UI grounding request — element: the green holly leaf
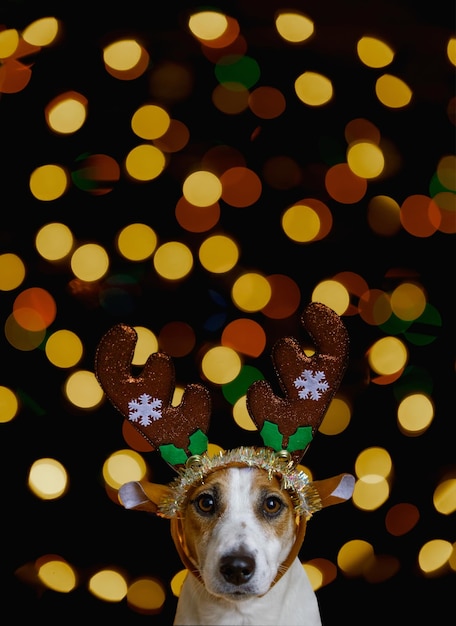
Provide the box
[159,443,188,466]
[287,426,313,452]
[188,429,208,456]
[260,421,283,451]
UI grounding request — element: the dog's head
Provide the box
[120,462,353,598]
[95,302,354,594]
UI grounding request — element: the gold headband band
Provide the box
[158,446,322,519]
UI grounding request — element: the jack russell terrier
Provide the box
[95,302,354,625]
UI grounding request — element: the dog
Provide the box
[95,302,353,625]
[120,463,354,625]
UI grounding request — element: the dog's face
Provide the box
[181,465,298,600]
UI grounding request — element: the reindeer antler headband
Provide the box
[95,302,349,518]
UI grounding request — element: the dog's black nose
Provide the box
[220,554,255,585]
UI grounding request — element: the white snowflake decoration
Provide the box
[128,394,163,426]
[294,369,329,400]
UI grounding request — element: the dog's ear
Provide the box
[118,480,173,514]
[312,473,355,508]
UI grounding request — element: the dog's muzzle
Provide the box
[219,552,256,586]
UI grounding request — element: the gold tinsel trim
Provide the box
[158,446,322,519]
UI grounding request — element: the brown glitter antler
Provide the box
[95,324,211,468]
[246,302,349,465]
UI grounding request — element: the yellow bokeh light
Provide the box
[231,272,272,312]
[337,540,375,577]
[319,397,351,435]
[357,36,394,68]
[70,243,109,282]
[0,386,19,423]
[64,370,104,409]
[0,253,26,291]
[347,142,384,179]
[281,204,321,242]
[103,449,147,490]
[35,222,74,261]
[170,570,187,598]
[183,171,222,207]
[201,346,242,385]
[127,577,166,613]
[37,557,77,592]
[131,326,158,365]
[88,569,128,602]
[353,475,390,511]
[367,336,408,375]
[188,11,228,41]
[116,223,158,261]
[198,234,239,273]
[375,74,412,108]
[275,12,314,43]
[397,393,434,436]
[45,329,83,368]
[125,144,166,181]
[367,195,401,236]
[29,164,69,201]
[295,71,333,106]
[433,476,456,515]
[103,39,142,70]
[390,282,426,321]
[153,241,193,280]
[46,92,88,134]
[447,37,456,66]
[355,446,392,478]
[303,562,323,591]
[131,104,171,140]
[232,395,257,431]
[418,539,453,575]
[22,17,60,46]
[311,280,349,316]
[0,28,19,58]
[28,457,68,499]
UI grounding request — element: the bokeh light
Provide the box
[153,241,193,280]
[103,449,147,490]
[201,345,242,384]
[37,555,77,592]
[0,386,19,423]
[28,458,68,500]
[89,569,128,602]
[198,234,239,273]
[45,91,88,134]
[231,272,272,312]
[183,171,222,206]
[275,12,314,43]
[70,243,110,282]
[2,3,454,623]
[29,164,69,200]
[45,329,83,368]
[0,253,26,290]
[35,222,74,261]
[295,71,333,106]
[116,223,158,261]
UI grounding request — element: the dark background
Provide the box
[1,0,454,624]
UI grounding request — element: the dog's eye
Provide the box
[195,493,215,514]
[263,495,282,515]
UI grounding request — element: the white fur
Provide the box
[173,467,322,626]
